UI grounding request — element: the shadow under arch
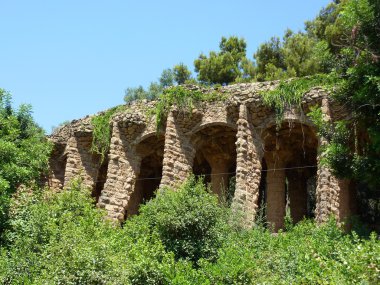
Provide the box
[261,121,319,230]
[125,134,165,217]
[190,123,237,200]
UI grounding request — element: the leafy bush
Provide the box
[201,219,379,284]
[132,176,228,264]
[0,89,52,237]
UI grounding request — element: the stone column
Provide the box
[97,123,141,221]
[315,98,351,223]
[160,111,195,188]
[287,171,307,223]
[265,156,286,231]
[209,158,229,199]
[64,134,100,190]
[232,104,263,226]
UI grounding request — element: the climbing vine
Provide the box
[154,86,228,130]
[260,74,338,125]
[90,105,126,161]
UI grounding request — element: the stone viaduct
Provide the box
[48,82,356,231]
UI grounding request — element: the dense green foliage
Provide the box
[194,36,253,84]
[136,176,227,264]
[173,63,192,85]
[1,177,378,284]
[318,0,380,189]
[124,63,193,104]
[0,90,51,237]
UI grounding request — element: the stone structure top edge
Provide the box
[48,81,331,142]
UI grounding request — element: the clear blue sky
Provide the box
[0,0,331,133]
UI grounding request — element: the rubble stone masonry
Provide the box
[48,82,353,229]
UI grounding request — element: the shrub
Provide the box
[132,176,228,265]
[0,89,52,236]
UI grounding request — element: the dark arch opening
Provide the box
[48,143,67,189]
[191,125,237,200]
[93,157,109,203]
[193,151,212,185]
[125,135,164,217]
[262,122,318,230]
[257,158,267,221]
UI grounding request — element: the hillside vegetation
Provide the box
[1,178,379,284]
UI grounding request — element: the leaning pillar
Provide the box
[315,98,351,223]
[97,122,141,222]
[160,110,195,188]
[232,104,263,226]
[64,134,101,190]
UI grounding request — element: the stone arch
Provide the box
[259,114,316,132]
[190,123,237,199]
[190,121,236,136]
[125,134,165,217]
[261,121,318,231]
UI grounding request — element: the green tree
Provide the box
[194,36,250,85]
[159,68,175,88]
[319,0,380,189]
[124,85,147,103]
[254,31,330,81]
[254,36,286,81]
[305,0,341,42]
[0,89,51,236]
[173,63,192,85]
[124,82,163,103]
[282,30,325,77]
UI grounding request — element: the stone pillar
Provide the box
[97,123,141,221]
[160,111,195,188]
[266,156,286,231]
[315,98,351,223]
[288,171,308,223]
[209,158,229,198]
[64,134,101,190]
[232,104,263,226]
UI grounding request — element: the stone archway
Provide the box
[262,122,318,231]
[125,135,165,217]
[191,124,237,200]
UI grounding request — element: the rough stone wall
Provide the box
[315,98,351,223]
[160,110,196,188]
[233,104,263,226]
[63,134,101,190]
[48,82,352,227]
[96,121,140,221]
[47,143,66,189]
[97,106,154,221]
